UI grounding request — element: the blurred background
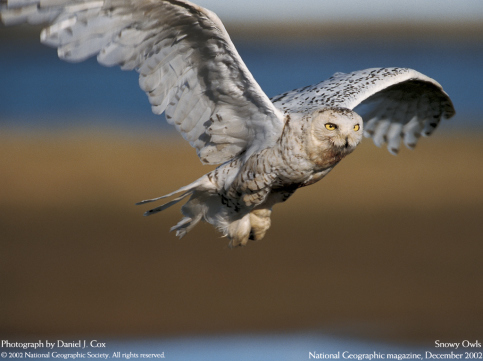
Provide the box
[1,0,482,357]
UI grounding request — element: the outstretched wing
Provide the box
[271,67,455,155]
[1,0,283,164]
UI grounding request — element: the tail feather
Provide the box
[135,178,203,205]
[142,190,193,216]
[136,176,213,239]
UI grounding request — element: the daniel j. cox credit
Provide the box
[1,340,165,359]
[2,340,106,350]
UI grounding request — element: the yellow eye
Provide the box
[353,124,360,131]
[325,123,337,131]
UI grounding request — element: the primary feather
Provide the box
[1,0,456,247]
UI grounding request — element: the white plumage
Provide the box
[1,0,455,247]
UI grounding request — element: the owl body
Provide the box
[153,108,363,247]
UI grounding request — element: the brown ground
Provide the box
[1,129,482,343]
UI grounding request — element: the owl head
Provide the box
[307,107,363,167]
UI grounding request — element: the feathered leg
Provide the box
[226,213,252,247]
[248,208,272,241]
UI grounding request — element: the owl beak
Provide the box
[344,137,350,148]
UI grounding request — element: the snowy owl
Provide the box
[1,0,455,247]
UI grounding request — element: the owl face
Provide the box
[306,107,363,168]
[310,107,363,150]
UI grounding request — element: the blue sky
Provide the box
[194,0,483,23]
